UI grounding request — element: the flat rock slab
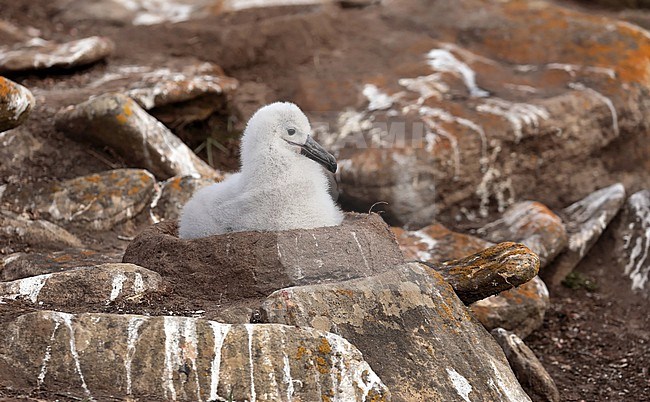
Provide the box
[0,311,389,401]
[151,175,217,222]
[123,213,405,302]
[471,276,550,339]
[392,222,493,263]
[492,328,560,402]
[0,211,83,251]
[0,168,155,231]
[542,183,626,288]
[0,77,34,132]
[55,93,219,180]
[1,249,123,282]
[262,263,531,402]
[0,263,163,306]
[479,201,568,268]
[0,36,114,74]
[613,189,650,296]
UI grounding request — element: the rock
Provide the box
[55,93,219,180]
[0,77,34,132]
[303,0,650,227]
[392,221,547,335]
[0,20,36,46]
[478,201,568,267]
[471,277,550,339]
[262,263,532,402]
[542,183,626,288]
[428,242,540,305]
[57,0,329,25]
[0,264,163,306]
[0,311,389,401]
[491,328,560,402]
[0,169,156,231]
[0,128,42,177]
[0,211,83,251]
[1,249,123,282]
[613,189,650,296]
[0,36,114,74]
[123,213,405,302]
[150,175,216,222]
[392,222,493,263]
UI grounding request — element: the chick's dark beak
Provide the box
[300,136,337,173]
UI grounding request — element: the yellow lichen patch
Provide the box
[318,337,332,355]
[116,100,134,124]
[296,345,307,360]
[315,356,330,374]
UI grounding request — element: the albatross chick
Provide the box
[179,102,344,239]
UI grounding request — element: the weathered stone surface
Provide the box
[0,77,34,132]
[392,222,493,263]
[0,211,83,250]
[0,128,42,178]
[492,328,560,402]
[56,0,329,25]
[151,175,216,222]
[0,169,156,231]
[307,0,650,227]
[123,213,405,302]
[612,189,650,296]
[1,249,123,282]
[472,277,550,339]
[393,221,547,334]
[479,201,568,267]
[0,264,163,306]
[0,36,114,74]
[542,183,626,288]
[428,242,540,305]
[55,93,219,179]
[262,263,531,402]
[0,311,389,401]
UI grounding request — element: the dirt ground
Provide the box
[1,1,649,401]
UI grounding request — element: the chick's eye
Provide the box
[287,128,296,136]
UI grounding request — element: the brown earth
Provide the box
[1,1,649,401]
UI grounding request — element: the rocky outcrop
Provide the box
[0,169,156,231]
[308,0,650,227]
[492,328,560,402]
[0,311,389,401]
[612,189,650,296]
[394,221,549,336]
[123,213,405,302]
[0,36,114,74]
[262,263,532,402]
[55,93,219,180]
[542,184,626,288]
[0,264,163,306]
[0,77,34,132]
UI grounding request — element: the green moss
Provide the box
[562,272,598,291]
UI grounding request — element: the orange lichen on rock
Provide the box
[115,100,134,124]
